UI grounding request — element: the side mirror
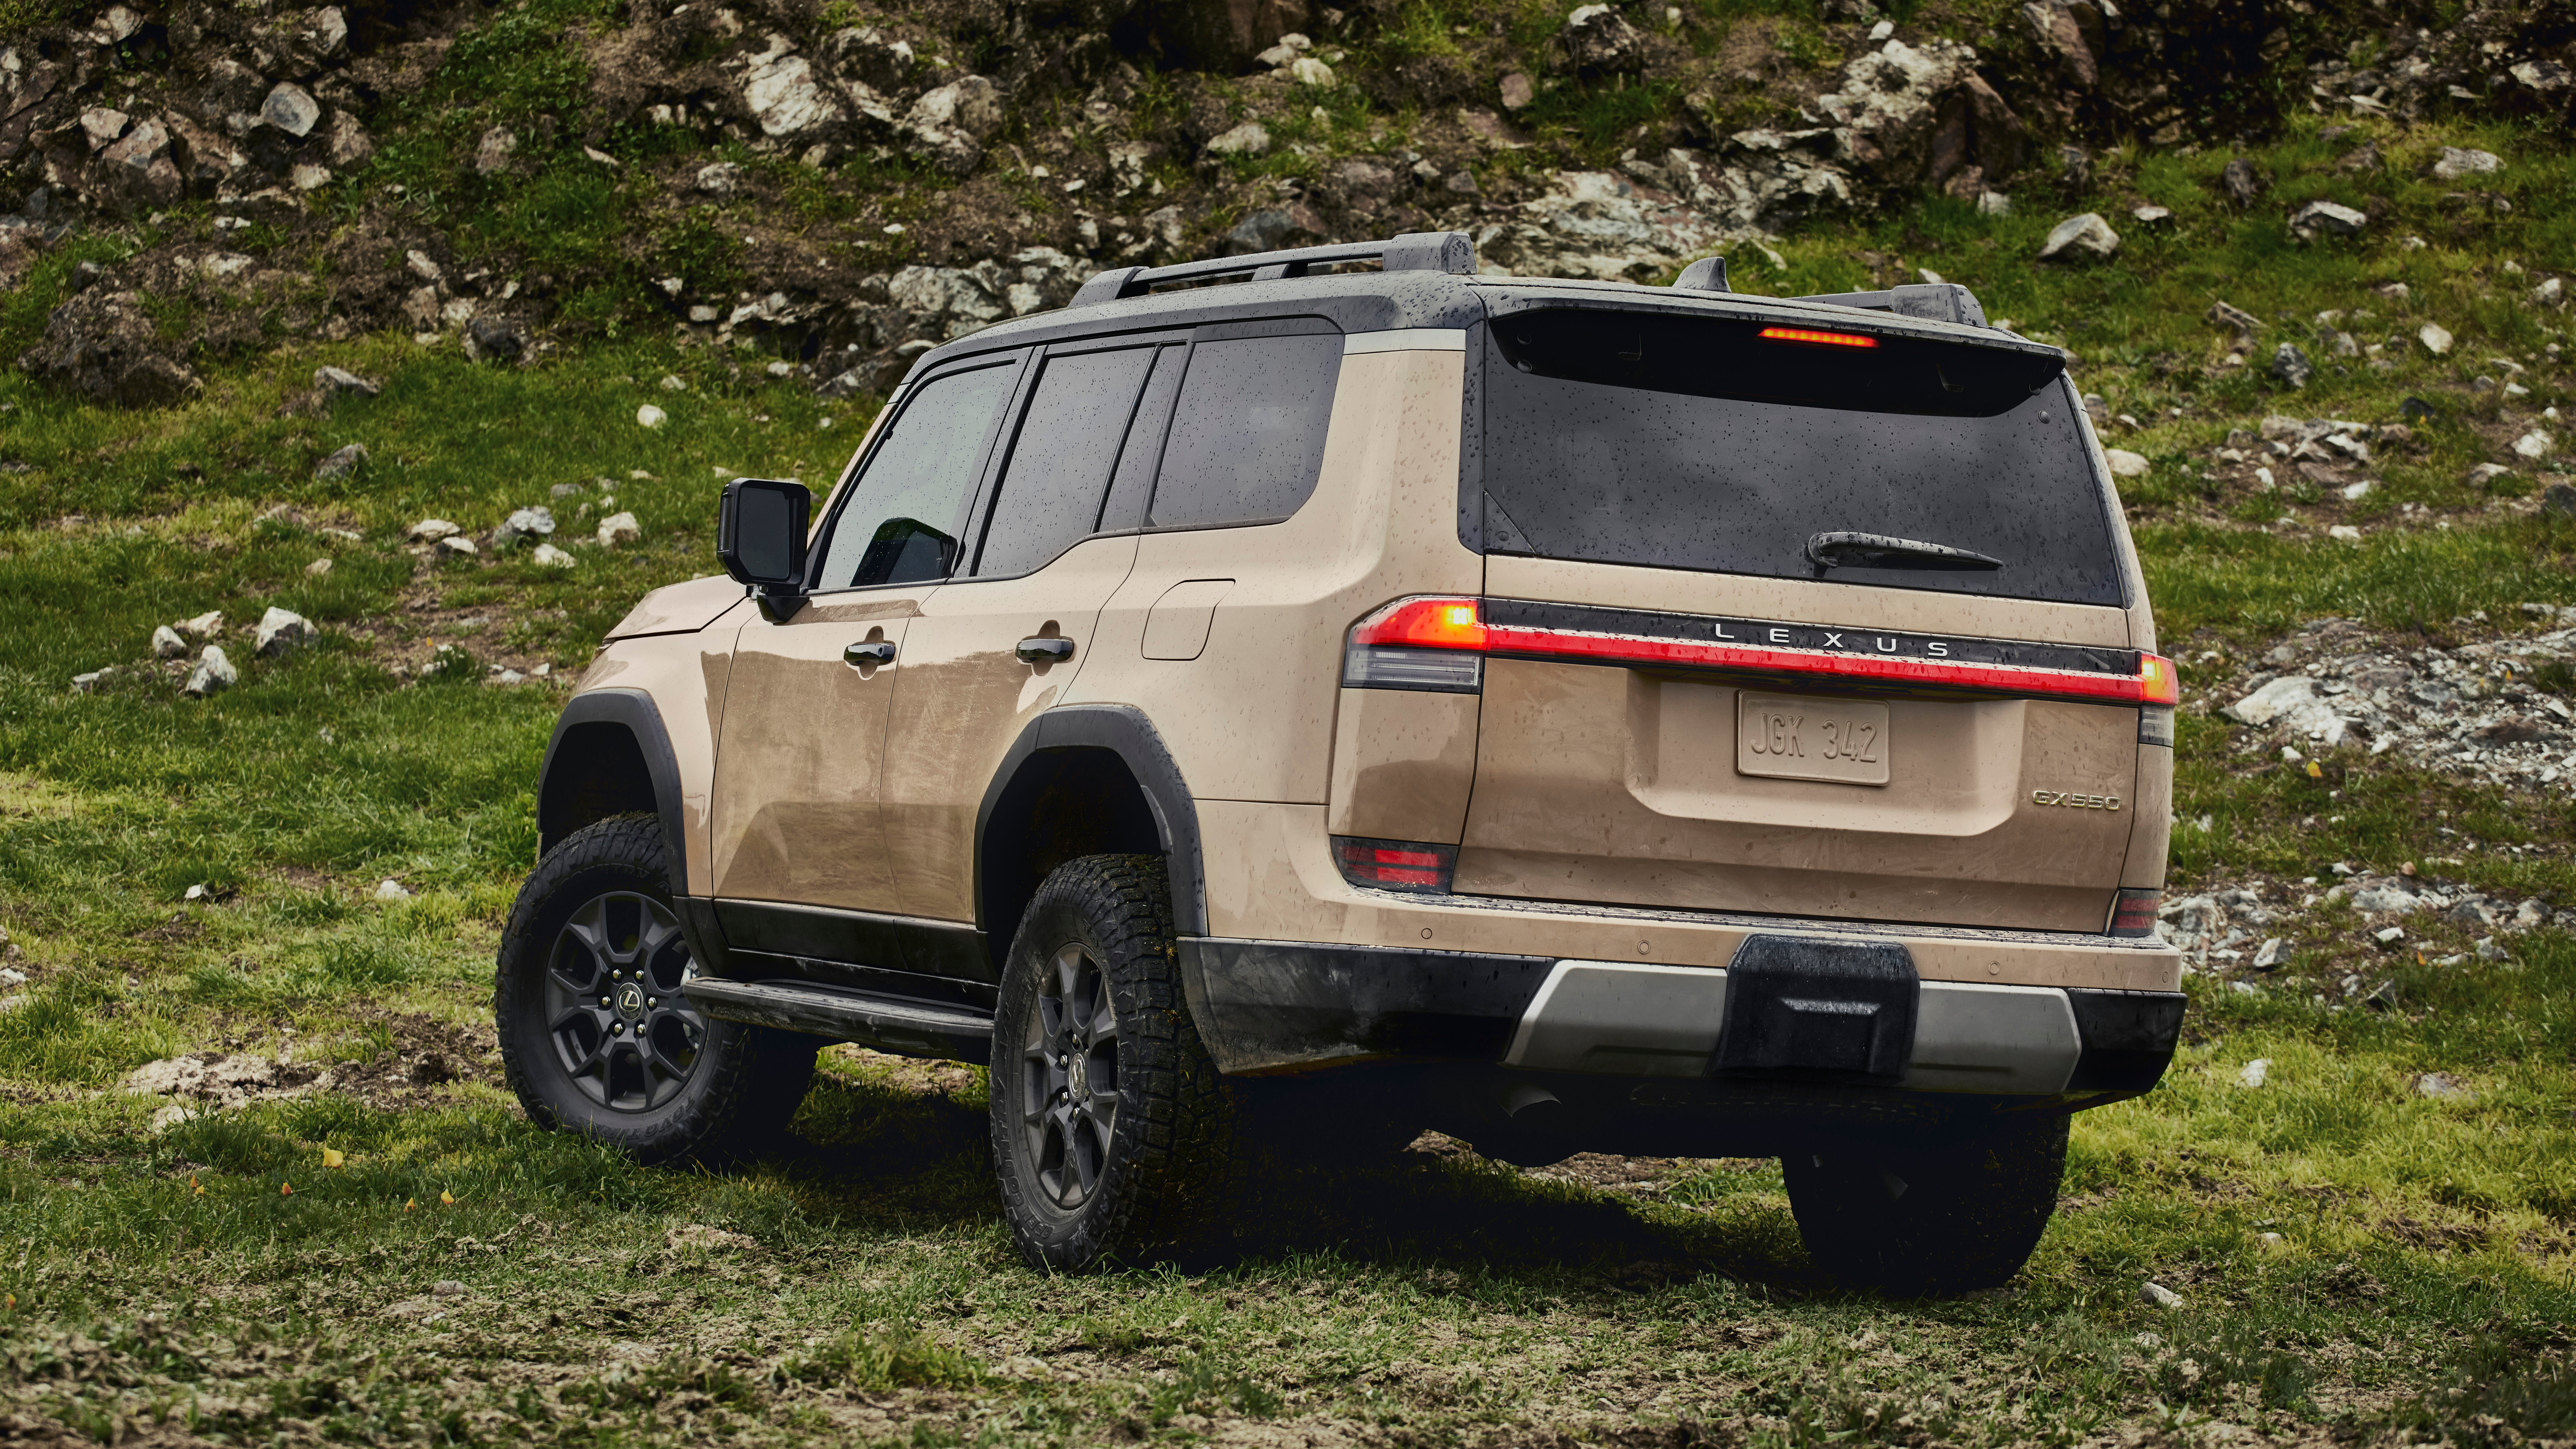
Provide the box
[716,478,811,619]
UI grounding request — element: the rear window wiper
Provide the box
[1806,531,2003,572]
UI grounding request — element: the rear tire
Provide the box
[989,854,1242,1270]
[495,814,817,1165]
[1783,1113,2068,1296]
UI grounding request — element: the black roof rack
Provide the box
[1069,230,1478,308]
[1790,281,1988,328]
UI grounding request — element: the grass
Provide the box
[2,114,2574,1444]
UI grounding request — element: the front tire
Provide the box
[495,813,816,1164]
[989,854,1242,1270]
[1783,1112,2069,1296]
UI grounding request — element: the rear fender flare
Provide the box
[974,705,1206,937]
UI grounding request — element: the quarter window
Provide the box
[814,361,1017,591]
[1147,332,1342,529]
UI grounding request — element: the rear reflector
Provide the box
[2109,887,2162,937]
[1343,644,1483,693]
[1331,836,1458,893]
[1350,596,2183,707]
[1758,326,1879,349]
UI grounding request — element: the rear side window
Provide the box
[815,361,1017,591]
[1148,332,1342,529]
[1479,309,2123,606]
[974,345,1160,577]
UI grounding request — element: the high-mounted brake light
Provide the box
[1758,326,1879,349]
[1346,596,2185,707]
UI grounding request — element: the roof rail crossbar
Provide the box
[1069,230,1476,308]
[1791,281,1988,328]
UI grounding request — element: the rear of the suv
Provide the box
[506,233,2181,1294]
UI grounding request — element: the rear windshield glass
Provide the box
[1479,308,2124,606]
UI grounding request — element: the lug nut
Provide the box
[600,997,611,1007]
[611,1022,624,1035]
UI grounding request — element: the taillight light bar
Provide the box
[1349,596,2182,707]
[2109,887,2162,938]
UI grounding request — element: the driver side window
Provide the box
[813,360,1019,591]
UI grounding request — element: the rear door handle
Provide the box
[1015,637,1075,664]
[844,640,896,667]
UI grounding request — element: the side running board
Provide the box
[684,977,995,1064]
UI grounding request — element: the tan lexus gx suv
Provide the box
[498,231,2183,1293]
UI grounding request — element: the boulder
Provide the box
[95,117,186,216]
[184,645,238,698]
[466,315,527,363]
[1557,5,1648,74]
[2429,146,2500,181]
[261,84,320,139]
[2289,199,2367,239]
[254,606,313,657]
[742,44,846,140]
[904,76,1004,175]
[1222,204,1324,255]
[15,289,202,409]
[2038,211,2119,260]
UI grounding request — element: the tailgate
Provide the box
[1454,596,2150,930]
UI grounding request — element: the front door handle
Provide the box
[1015,637,1075,664]
[844,640,897,668]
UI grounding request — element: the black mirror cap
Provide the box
[716,478,812,620]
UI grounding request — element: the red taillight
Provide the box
[2110,887,2162,937]
[1331,836,1457,894]
[1759,325,1879,349]
[1350,596,1486,650]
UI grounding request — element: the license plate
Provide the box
[1736,693,1890,786]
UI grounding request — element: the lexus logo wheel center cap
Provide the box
[615,981,646,1021]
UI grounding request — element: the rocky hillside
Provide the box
[0,0,2569,407]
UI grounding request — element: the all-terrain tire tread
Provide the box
[495,813,815,1166]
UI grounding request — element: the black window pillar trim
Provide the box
[974,703,1207,937]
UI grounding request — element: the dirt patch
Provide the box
[1528,1154,1702,1196]
[321,1010,499,1109]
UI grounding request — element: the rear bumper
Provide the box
[1178,933,2183,1099]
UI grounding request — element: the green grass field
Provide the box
[2,114,2574,1446]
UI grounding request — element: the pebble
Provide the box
[406,519,461,543]
[2104,448,2150,478]
[306,558,333,576]
[2270,342,2313,389]
[2140,1281,2184,1309]
[2236,1058,2270,1088]
[430,1279,468,1296]
[151,624,187,659]
[183,883,208,902]
[374,879,412,901]
[531,543,576,568]
[2429,146,2501,181]
[255,606,313,657]
[183,645,237,698]
[2289,199,2367,238]
[2418,322,2453,356]
[2514,430,2554,459]
[2413,1071,2472,1101]
[314,365,381,399]
[494,506,556,546]
[2328,524,2363,540]
[1205,121,1271,157]
[659,375,687,392]
[637,404,668,429]
[2259,1232,2286,1247]
[179,611,223,640]
[437,535,478,557]
[596,511,642,548]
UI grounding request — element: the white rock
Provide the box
[2289,199,2367,238]
[2418,322,2453,356]
[495,506,556,545]
[2536,278,2564,307]
[2038,212,2119,260]
[2131,204,2173,223]
[2328,524,2363,541]
[531,542,577,568]
[437,535,478,557]
[182,883,208,902]
[596,511,642,548]
[254,606,313,657]
[2103,448,2150,478]
[2252,938,2287,968]
[743,53,844,138]
[2374,925,2406,945]
[2413,1071,2471,1101]
[2235,1058,2270,1088]
[2514,430,2553,459]
[374,879,412,901]
[406,518,461,543]
[2140,1281,2185,1309]
[179,610,223,640]
[306,558,333,577]
[1205,122,1271,157]
[1976,191,2012,216]
[637,404,667,429]
[1288,56,1336,86]
[2429,147,2501,181]
[261,84,320,138]
[2341,480,2372,501]
[184,645,237,698]
[151,624,188,659]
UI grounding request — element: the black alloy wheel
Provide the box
[543,890,706,1112]
[1020,942,1124,1209]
